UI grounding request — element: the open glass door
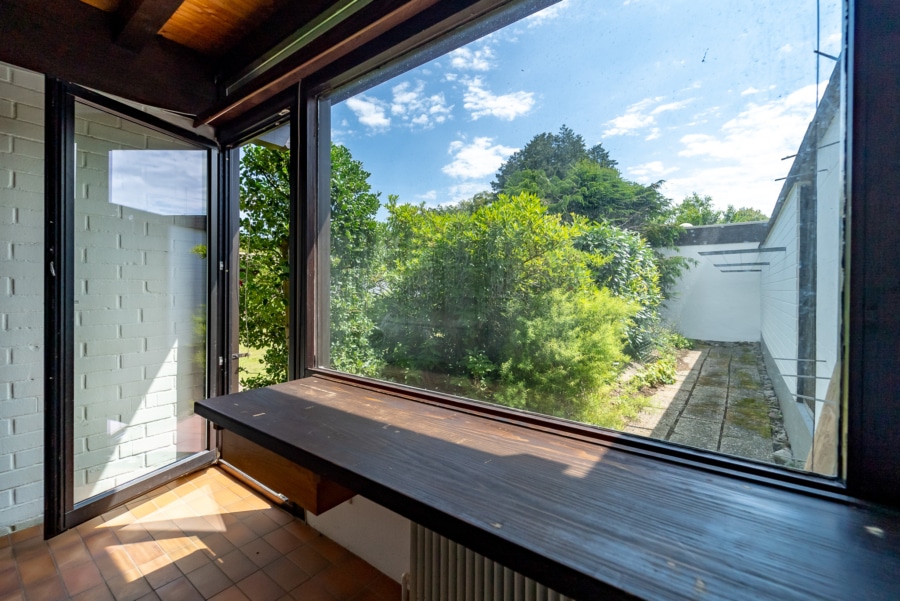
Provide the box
[71,100,212,503]
[45,84,220,535]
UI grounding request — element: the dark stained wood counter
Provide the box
[195,376,900,600]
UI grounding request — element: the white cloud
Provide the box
[524,0,571,27]
[463,77,535,121]
[345,96,390,130]
[602,97,659,136]
[444,73,458,82]
[447,182,491,202]
[652,99,692,115]
[645,128,662,141]
[442,137,517,179]
[390,81,452,129]
[779,43,794,54]
[603,96,694,137]
[663,83,820,212]
[628,161,678,182]
[416,190,437,201]
[741,87,761,96]
[449,46,496,71]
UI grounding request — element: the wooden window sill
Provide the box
[194,375,900,600]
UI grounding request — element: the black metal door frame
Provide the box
[43,80,223,537]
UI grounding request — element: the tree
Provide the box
[238,143,383,388]
[492,125,617,192]
[239,145,291,389]
[721,205,769,223]
[670,193,768,225]
[377,192,636,422]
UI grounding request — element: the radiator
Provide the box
[403,523,574,601]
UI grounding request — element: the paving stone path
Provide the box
[625,342,789,464]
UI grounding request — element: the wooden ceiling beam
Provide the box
[114,0,186,52]
[0,0,215,115]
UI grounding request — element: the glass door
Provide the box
[71,101,212,503]
[44,83,221,535]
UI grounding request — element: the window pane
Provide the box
[324,0,845,474]
[73,102,208,502]
[238,125,291,390]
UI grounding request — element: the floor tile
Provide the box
[2,468,393,601]
[236,570,284,601]
[155,576,203,601]
[60,560,104,596]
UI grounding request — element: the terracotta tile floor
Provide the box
[0,468,401,601]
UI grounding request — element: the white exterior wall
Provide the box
[72,105,207,501]
[814,116,843,420]
[761,185,800,403]
[0,63,45,535]
[661,242,761,342]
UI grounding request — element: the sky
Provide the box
[109,150,207,216]
[331,0,844,217]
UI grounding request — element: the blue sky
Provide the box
[332,0,843,216]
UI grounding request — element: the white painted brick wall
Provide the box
[72,102,208,502]
[0,60,209,531]
[0,62,44,536]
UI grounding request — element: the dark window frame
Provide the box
[282,0,900,506]
[43,81,222,537]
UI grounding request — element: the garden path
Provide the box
[625,343,798,466]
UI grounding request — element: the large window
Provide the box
[314,0,846,474]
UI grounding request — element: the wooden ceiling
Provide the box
[80,0,292,56]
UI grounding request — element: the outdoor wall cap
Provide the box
[673,221,769,246]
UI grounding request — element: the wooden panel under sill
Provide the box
[221,429,355,515]
[195,375,900,601]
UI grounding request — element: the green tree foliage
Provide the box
[493,126,689,298]
[670,193,769,225]
[239,145,291,389]
[378,192,637,422]
[575,224,662,359]
[493,125,617,192]
[239,143,384,387]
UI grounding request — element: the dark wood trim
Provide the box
[214,0,335,85]
[64,451,216,528]
[288,84,305,380]
[195,0,442,127]
[195,377,900,601]
[308,369,847,498]
[309,0,552,99]
[0,0,214,115]
[216,89,294,150]
[113,0,185,52]
[845,0,900,504]
[43,77,75,540]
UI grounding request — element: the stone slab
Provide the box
[669,418,720,451]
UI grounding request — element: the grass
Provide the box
[239,346,268,380]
